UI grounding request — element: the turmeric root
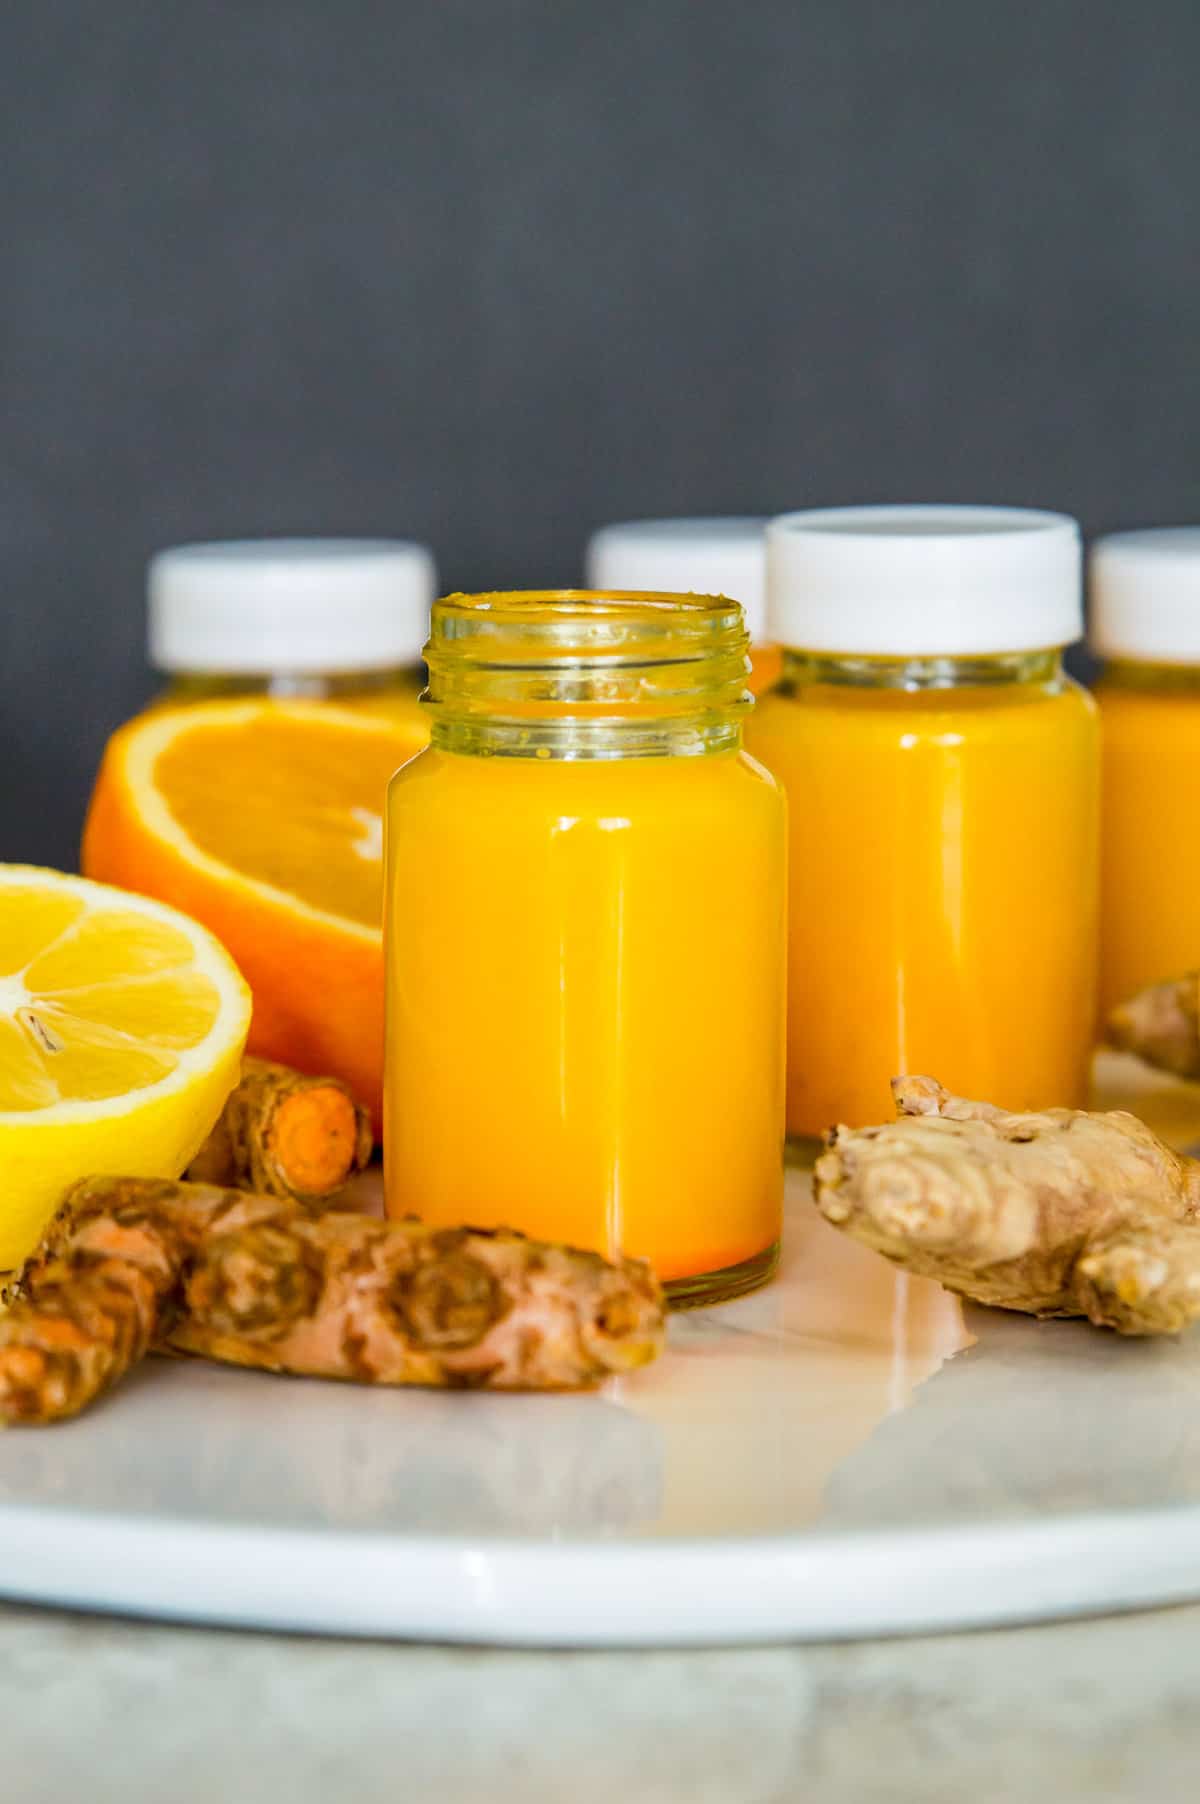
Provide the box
[814,1075,1200,1335]
[185,1057,373,1200]
[169,1213,665,1391]
[0,1178,666,1424]
[1106,973,1200,1080]
[0,1176,253,1424]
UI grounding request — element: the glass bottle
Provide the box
[1091,528,1200,1010]
[148,538,436,739]
[747,505,1098,1138]
[585,518,782,696]
[384,590,787,1306]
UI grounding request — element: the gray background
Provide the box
[2,0,1197,866]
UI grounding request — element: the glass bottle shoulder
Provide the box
[388,742,782,829]
[750,663,1095,754]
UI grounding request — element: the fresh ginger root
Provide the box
[1106,973,1200,1081]
[185,1057,373,1201]
[814,1076,1200,1336]
[0,1179,666,1424]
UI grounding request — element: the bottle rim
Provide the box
[429,589,746,663]
[424,590,752,752]
[584,522,770,644]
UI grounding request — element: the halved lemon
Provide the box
[0,865,251,1273]
[82,701,422,1124]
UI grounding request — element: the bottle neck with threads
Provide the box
[159,664,424,705]
[777,647,1066,695]
[423,590,752,760]
[1097,658,1200,697]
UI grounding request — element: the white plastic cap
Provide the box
[767,505,1082,656]
[1090,529,1200,664]
[585,518,769,643]
[148,538,438,674]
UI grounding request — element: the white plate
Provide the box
[4,1056,1200,1646]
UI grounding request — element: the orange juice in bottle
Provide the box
[384,590,787,1305]
[1091,529,1200,1011]
[747,506,1098,1138]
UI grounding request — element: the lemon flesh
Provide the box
[0,867,251,1273]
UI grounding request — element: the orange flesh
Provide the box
[384,746,786,1281]
[153,714,408,928]
[747,673,1099,1135]
[343,675,428,738]
[80,703,433,1125]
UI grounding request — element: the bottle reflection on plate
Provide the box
[621,1195,972,1538]
[0,1366,664,1540]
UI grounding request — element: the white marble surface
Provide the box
[6,1595,1200,1803]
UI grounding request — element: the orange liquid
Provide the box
[1097,672,1200,1012]
[384,746,786,1281]
[343,670,427,740]
[748,643,783,697]
[747,672,1099,1134]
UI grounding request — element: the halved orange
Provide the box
[82,701,424,1123]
